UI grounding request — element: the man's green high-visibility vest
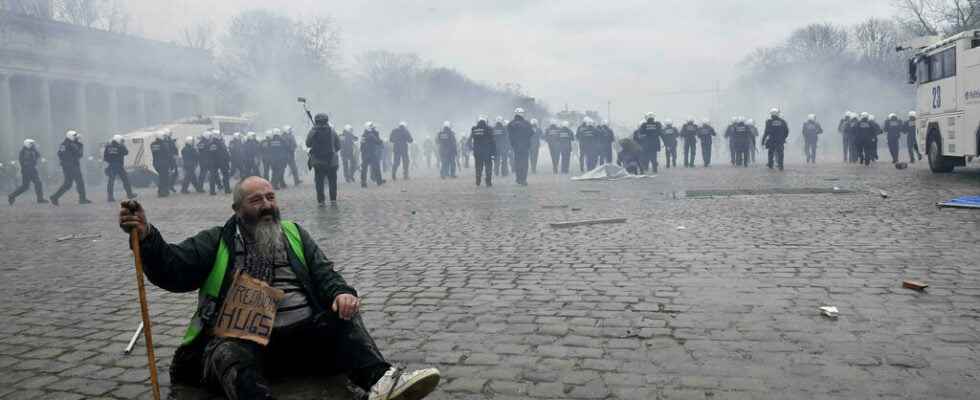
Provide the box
[181,220,306,345]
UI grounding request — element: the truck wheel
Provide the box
[927,136,955,173]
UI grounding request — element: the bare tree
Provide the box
[302,16,340,66]
[356,51,426,103]
[1,0,53,18]
[54,0,99,27]
[785,23,850,62]
[894,0,980,35]
[182,20,214,52]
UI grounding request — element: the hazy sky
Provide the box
[127,0,894,123]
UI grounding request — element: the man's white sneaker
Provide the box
[367,366,441,400]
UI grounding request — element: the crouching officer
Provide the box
[103,135,137,202]
[7,139,46,205]
[117,177,441,400]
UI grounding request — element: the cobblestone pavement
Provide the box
[2,159,980,399]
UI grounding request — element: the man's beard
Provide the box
[244,207,284,263]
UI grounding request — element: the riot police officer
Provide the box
[544,119,561,174]
[103,134,136,201]
[905,111,922,162]
[360,122,384,187]
[853,113,876,167]
[554,121,574,174]
[180,136,203,193]
[389,122,414,180]
[7,139,46,205]
[731,119,752,167]
[282,125,302,185]
[206,130,232,194]
[229,132,243,178]
[697,119,716,167]
[661,120,679,168]
[241,132,260,178]
[762,108,789,170]
[470,115,495,186]
[50,130,91,205]
[883,113,904,163]
[576,118,600,171]
[633,113,662,173]
[507,108,534,185]
[681,117,699,167]
[838,111,852,163]
[150,134,174,197]
[529,118,542,173]
[339,125,358,183]
[437,121,458,179]
[493,116,511,177]
[306,113,341,204]
[801,114,823,164]
[598,119,615,165]
[268,132,288,189]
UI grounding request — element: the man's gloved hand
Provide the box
[119,200,147,240]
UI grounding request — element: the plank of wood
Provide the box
[541,205,569,209]
[902,280,928,290]
[549,218,627,228]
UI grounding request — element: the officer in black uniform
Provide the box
[838,112,852,163]
[697,118,716,167]
[228,132,243,178]
[904,111,922,162]
[241,132,260,178]
[801,114,823,164]
[196,131,212,186]
[555,121,574,174]
[389,122,414,180]
[731,119,751,167]
[507,108,534,185]
[103,134,136,202]
[529,118,542,173]
[339,125,358,183]
[7,139,46,205]
[261,130,275,180]
[543,119,561,174]
[50,130,91,205]
[206,130,232,194]
[306,113,341,205]
[437,121,458,179]
[150,134,173,197]
[661,120,679,168]
[633,113,662,174]
[852,113,875,167]
[492,117,511,177]
[268,132,289,189]
[681,118,699,167]
[360,122,384,187]
[282,125,302,186]
[883,113,904,163]
[761,108,789,170]
[470,115,495,186]
[180,136,203,193]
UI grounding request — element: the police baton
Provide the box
[297,97,315,127]
[126,201,161,400]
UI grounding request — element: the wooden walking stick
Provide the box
[131,228,161,400]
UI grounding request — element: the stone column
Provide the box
[0,74,14,158]
[74,81,88,135]
[136,89,147,128]
[38,78,53,151]
[107,86,118,135]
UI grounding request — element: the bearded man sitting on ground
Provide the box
[118,176,440,400]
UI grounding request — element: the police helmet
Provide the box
[496,116,504,123]
[702,118,710,125]
[664,119,673,126]
[531,118,539,125]
[908,111,917,118]
[478,115,488,123]
[644,112,655,120]
[365,121,374,128]
[23,139,34,148]
[561,120,570,128]
[860,112,870,119]
[746,119,755,126]
[66,130,79,140]
[112,134,124,143]
[443,121,452,128]
[888,113,897,119]
[808,114,816,121]
[514,107,525,115]
[769,108,780,116]
[185,136,194,143]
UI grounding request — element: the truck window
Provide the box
[931,54,943,81]
[943,48,956,77]
[918,57,929,82]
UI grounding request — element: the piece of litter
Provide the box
[833,186,840,191]
[56,233,102,242]
[879,190,888,198]
[895,162,908,170]
[550,217,627,228]
[819,306,839,318]
[676,226,686,230]
[571,208,582,211]
[902,280,928,291]
[580,190,600,193]
[542,205,569,209]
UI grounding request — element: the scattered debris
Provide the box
[571,208,582,211]
[580,190,600,194]
[833,186,841,191]
[895,162,908,170]
[824,178,840,181]
[819,306,839,319]
[937,196,980,209]
[549,217,627,229]
[56,233,101,242]
[902,280,928,291]
[879,190,888,199]
[411,211,416,215]
[676,226,686,230]
[541,205,569,209]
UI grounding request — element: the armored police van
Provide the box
[907,30,980,172]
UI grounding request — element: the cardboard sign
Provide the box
[212,271,284,346]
